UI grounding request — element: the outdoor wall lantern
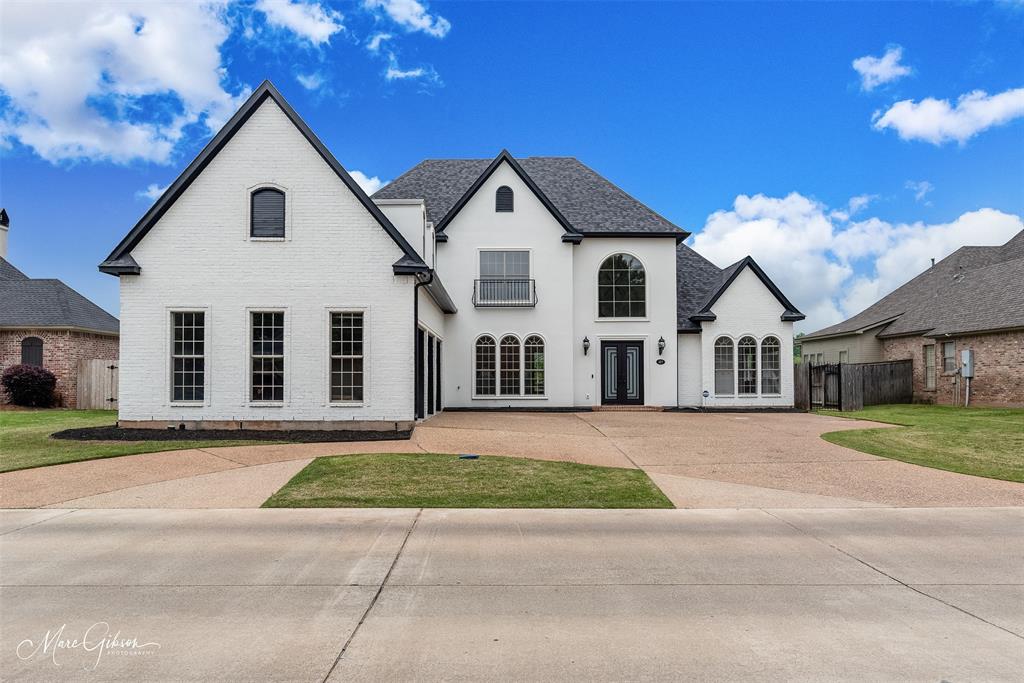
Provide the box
[658,336,666,356]
[583,336,591,355]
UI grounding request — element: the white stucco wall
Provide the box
[572,237,679,407]
[118,98,417,423]
[697,267,795,407]
[676,333,703,406]
[434,161,576,407]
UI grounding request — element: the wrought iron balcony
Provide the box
[473,279,537,307]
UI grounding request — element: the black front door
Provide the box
[601,341,644,405]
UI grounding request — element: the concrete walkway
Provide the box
[2,411,1023,509]
[2,507,1021,681]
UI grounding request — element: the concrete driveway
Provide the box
[3,411,1022,509]
[2,507,1022,681]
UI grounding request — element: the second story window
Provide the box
[475,250,534,306]
[496,185,514,212]
[251,187,285,238]
[598,253,646,318]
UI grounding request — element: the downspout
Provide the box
[413,270,435,420]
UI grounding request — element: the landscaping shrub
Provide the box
[1,364,57,407]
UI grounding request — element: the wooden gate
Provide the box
[809,363,841,409]
[77,359,118,409]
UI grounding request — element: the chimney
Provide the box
[0,208,8,260]
[930,257,935,267]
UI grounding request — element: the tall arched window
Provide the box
[738,336,757,395]
[524,335,545,396]
[761,336,781,394]
[21,337,43,366]
[496,186,514,212]
[714,337,734,395]
[474,335,496,396]
[598,253,646,318]
[251,187,285,237]
[499,335,521,395]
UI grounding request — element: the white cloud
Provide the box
[0,1,248,164]
[364,0,450,38]
[386,64,425,80]
[296,72,325,90]
[136,182,169,201]
[255,0,344,46]
[831,193,877,222]
[873,87,1024,144]
[905,180,934,203]
[349,170,387,194]
[690,193,1022,332]
[367,32,392,52]
[852,46,911,91]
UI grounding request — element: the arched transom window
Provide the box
[761,336,781,394]
[21,337,43,366]
[251,187,285,238]
[499,335,521,395]
[598,253,646,318]
[737,336,758,395]
[524,335,545,396]
[714,337,734,395]
[474,335,496,396]
[473,334,546,397]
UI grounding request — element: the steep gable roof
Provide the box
[804,230,1024,340]
[100,81,426,276]
[0,278,119,334]
[374,155,688,240]
[676,249,804,331]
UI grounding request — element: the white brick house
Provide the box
[101,81,803,429]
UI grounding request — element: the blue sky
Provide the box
[1,0,1022,331]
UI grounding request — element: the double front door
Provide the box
[601,341,644,405]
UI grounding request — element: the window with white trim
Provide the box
[524,335,545,396]
[499,335,521,395]
[924,344,936,389]
[738,336,757,395]
[171,312,204,401]
[330,312,363,402]
[714,337,734,395]
[251,311,284,402]
[942,341,956,373]
[598,253,646,318]
[761,336,781,394]
[475,335,496,396]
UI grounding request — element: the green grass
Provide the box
[0,409,259,473]
[819,404,1024,483]
[263,453,674,508]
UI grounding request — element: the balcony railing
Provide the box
[473,279,537,307]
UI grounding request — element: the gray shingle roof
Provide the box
[804,230,1024,340]
[0,278,119,334]
[374,156,685,236]
[0,257,28,281]
[676,244,725,331]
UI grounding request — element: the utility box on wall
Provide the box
[961,349,975,378]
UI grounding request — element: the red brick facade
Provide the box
[0,329,119,408]
[880,330,1024,407]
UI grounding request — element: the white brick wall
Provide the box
[119,98,416,422]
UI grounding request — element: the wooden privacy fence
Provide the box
[794,359,913,411]
[77,359,118,409]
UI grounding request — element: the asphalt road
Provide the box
[2,507,1022,681]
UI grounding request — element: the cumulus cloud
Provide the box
[254,0,344,46]
[690,193,1022,332]
[364,0,450,38]
[0,1,248,165]
[905,180,934,203]
[852,46,912,91]
[349,170,387,194]
[873,87,1024,144]
[136,182,169,201]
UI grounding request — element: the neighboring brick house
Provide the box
[801,230,1024,407]
[0,215,120,407]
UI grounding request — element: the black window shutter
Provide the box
[251,188,285,237]
[21,337,43,366]
[496,186,514,212]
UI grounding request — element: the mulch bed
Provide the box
[51,426,412,443]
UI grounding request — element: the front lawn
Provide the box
[0,410,258,473]
[820,404,1024,483]
[263,453,674,508]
